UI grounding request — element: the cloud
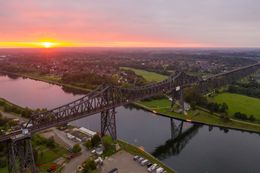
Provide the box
[0,0,260,47]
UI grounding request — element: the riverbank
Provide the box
[0,71,91,93]
[135,99,260,133]
[118,140,176,173]
[2,71,260,134]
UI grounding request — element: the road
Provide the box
[49,128,91,173]
[52,128,76,149]
[62,144,90,173]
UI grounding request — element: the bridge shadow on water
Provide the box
[151,120,201,160]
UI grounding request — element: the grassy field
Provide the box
[214,93,260,119]
[32,135,67,164]
[32,135,68,172]
[136,98,260,133]
[0,167,7,173]
[0,135,67,173]
[121,67,168,82]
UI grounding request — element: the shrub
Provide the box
[91,134,101,147]
[234,112,256,122]
[84,140,93,150]
[102,136,116,156]
[0,158,7,168]
[83,158,96,173]
[46,137,56,149]
[72,144,82,153]
[249,115,256,122]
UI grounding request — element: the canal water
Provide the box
[0,74,260,173]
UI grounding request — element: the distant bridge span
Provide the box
[1,62,260,173]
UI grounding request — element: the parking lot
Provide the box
[100,150,147,173]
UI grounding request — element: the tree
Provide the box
[72,144,82,153]
[102,136,114,152]
[21,107,32,118]
[184,87,208,107]
[91,134,101,147]
[46,137,56,149]
[0,158,7,168]
[249,115,256,122]
[219,103,228,113]
[84,140,93,149]
[83,158,96,173]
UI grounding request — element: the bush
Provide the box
[0,158,7,168]
[234,112,248,120]
[46,137,56,149]
[84,140,93,150]
[234,112,256,122]
[91,134,101,148]
[102,136,116,156]
[72,144,82,153]
[83,158,96,173]
[21,107,32,118]
[206,102,228,114]
[249,115,256,122]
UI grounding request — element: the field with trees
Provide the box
[214,93,260,120]
[120,67,168,82]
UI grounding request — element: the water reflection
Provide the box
[0,74,84,109]
[152,121,201,159]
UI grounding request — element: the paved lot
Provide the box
[62,144,90,173]
[100,150,147,173]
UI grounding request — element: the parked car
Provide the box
[138,157,144,163]
[146,162,153,168]
[148,164,157,172]
[156,167,164,173]
[141,159,149,166]
[133,155,140,161]
[108,168,118,173]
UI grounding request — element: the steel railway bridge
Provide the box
[1,62,259,173]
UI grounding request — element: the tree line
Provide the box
[184,87,229,115]
[234,112,256,122]
[228,80,260,98]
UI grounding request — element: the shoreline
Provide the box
[134,102,260,134]
[0,71,91,93]
[118,139,176,173]
[1,71,260,134]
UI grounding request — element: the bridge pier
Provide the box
[179,88,185,114]
[7,134,37,173]
[170,86,185,115]
[101,108,117,140]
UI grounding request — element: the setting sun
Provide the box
[42,42,53,48]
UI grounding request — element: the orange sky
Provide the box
[0,1,259,48]
[0,41,207,48]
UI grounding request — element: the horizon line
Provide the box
[0,46,260,49]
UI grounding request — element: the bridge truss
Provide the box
[1,62,259,173]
